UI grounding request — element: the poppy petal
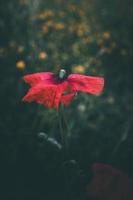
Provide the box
[23,72,54,86]
[23,84,58,109]
[22,81,68,109]
[68,74,104,95]
[40,85,62,109]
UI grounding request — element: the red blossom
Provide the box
[22,70,104,109]
[87,163,133,200]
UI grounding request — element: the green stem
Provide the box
[58,105,66,149]
[61,105,71,138]
[58,104,71,158]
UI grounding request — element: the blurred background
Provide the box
[0,0,133,199]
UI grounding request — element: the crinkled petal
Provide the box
[67,74,104,95]
[39,85,62,109]
[23,84,59,109]
[22,81,69,109]
[23,72,54,86]
[22,83,44,102]
[61,92,76,106]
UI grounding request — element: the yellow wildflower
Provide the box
[54,22,65,30]
[46,20,54,27]
[102,31,111,39]
[42,25,49,33]
[36,10,54,20]
[38,52,47,60]
[72,65,85,74]
[16,61,26,70]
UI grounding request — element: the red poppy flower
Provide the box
[22,69,104,109]
[87,163,133,200]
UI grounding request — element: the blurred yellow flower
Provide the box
[17,46,25,53]
[77,28,84,37]
[38,52,47,60]
[77,24,88,37]
[42,25,49,33]
[103,31,111,39]
[72,65,85,74]
[16,61,26,70]
[46,20,54,27]
[97,38,104,45]
[54,22,65,30]
[36,10,54,20]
